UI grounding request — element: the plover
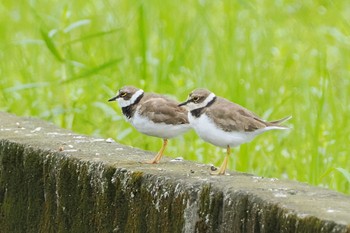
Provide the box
[109,86,191,164]
[179,88,291,175]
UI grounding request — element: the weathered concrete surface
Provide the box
[0,112,349,233]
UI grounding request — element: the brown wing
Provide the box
[205,97,268,132]
[138,94,189,125]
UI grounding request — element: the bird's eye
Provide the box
[121,92,127,97]
[193,97,199,102]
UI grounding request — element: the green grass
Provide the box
[1,0,350,194]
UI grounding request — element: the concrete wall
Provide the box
[0,112,349,233]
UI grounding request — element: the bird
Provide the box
[108,86,191,164]
[179,88,291,175]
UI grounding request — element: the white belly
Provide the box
[189,113,256,148]
[128,112,191,139]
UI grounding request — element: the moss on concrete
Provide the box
[195,184,224,232]
[1,112,350,233]
[1,142,27,233]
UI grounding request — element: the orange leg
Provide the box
[144,139,168,164]
[211,145,231,175]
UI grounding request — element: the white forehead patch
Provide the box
[117,89,144,108]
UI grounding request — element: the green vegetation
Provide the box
[1,1,349,194]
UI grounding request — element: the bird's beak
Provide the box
[178,99,190,107]
[108,96,117,102]
[108,93,120,102]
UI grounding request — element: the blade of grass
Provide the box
[63,19,91,33]
[62,58,123,83]
[138,3,147,80]
[40,29,64,62]
[335,167,350,184]
[63,28,122,45]
[93,102,122,120]
[4,82,50,92]
[321,167,350,185]
[310,50,329,185]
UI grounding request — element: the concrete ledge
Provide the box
[0,112,349,233]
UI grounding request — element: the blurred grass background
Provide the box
[1,0,350,194]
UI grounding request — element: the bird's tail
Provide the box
[269,116,292,129]
[269,115,292,125]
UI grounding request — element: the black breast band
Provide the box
[190,96,216,118]
[121,93,144,119]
